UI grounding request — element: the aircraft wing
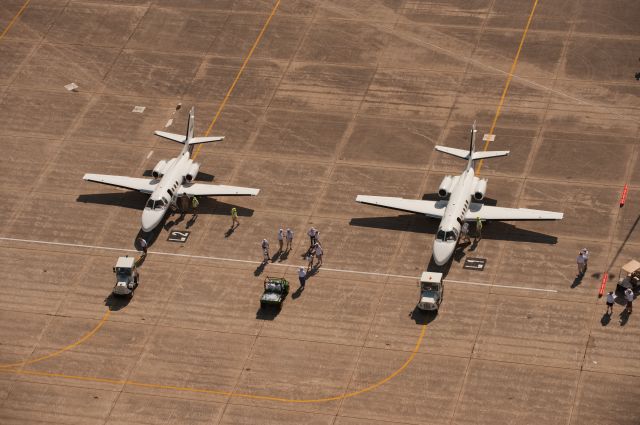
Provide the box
[466,203,563,221]
[83,174,157,194]
[355,195,447,218]
[179,183,260,197]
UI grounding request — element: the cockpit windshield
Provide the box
[154,199,165,210]
[145,199,154,209]
[437,228,458,242]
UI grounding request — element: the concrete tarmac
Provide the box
[1,0,640,424]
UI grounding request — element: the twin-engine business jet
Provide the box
[83,107,260,232]
[356,123,563,266]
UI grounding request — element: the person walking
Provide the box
[576,251,586,276]
[261,239,270,263]
[298,267,306,289]
[625,288,634,314]
[475,217,483,240]
[461,222,471,243]
[138,237,148,255]
[231,207,239,228]
[306,247,315,272]
[606,291,615,315]
[277,227,284,252]
[580,248,589,271]
[307,227,317,248]
[314,243,323,268]
[285,228,294,251]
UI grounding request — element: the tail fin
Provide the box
[154,106,224,151]
[434,122,509,167]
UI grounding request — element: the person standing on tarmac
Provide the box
[231,207,239,228]
[298,267,306,289]
[475,217,483,241]
[277,227,284,252]
[191,196,199,211]
[261,239,270,263]
[285,228,294,251]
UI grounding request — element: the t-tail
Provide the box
[434,121,509,169]
[154,106,224,155]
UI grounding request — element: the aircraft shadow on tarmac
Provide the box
[77,193,254,218]
[349,214,558,245]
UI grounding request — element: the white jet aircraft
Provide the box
[83,107,260,232]
[356,123,563,266]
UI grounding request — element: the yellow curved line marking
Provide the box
[476,0,539,176]
[0,0,31,42]
[0,310,111,369]
[3,324,426,403]
[192,0,281,161]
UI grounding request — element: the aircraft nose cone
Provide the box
[432,241,454,266]
[141,209,163,232]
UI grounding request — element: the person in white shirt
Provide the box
[461,222,470,243]
[286,228,294,251]
[580,248,589,271]
[307,227,317,248]
[625,288,634,314]
[277,228,284,252]
[576,252,586,276]
[314,243,323,267]
[606,291,615,315]
[298,267,306,289]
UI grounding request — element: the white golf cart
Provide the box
[112,256,139,296]
[417,271,443,311]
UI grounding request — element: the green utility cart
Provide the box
[260,277,289,310]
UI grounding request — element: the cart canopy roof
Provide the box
[622,260,640,275]
[115,256,135,269]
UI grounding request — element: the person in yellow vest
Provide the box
[475,217,483,241]
[231,207,239,228]
[191,196,199,211]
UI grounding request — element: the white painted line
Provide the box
[146,151,153,159]
[444,279,557,293]
[0,237,557,293]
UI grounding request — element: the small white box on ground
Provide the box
[132,106,146,113]
[64,82,78,92]
[483,134,495,142]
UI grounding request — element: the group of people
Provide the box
[261,226,296,263]
[260,227,324,290]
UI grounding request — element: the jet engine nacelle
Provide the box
[438,175,454,198]
[152,160,167,179]
[185,162,200,183]
[473,179,487,200]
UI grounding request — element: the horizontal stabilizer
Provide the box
[154,131,186,144]
[471,150,509,160]
[189,136,224,145]
[435,146,470,159]
[355,195,446,218]
[435,145,509,160]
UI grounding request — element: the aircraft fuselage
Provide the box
[141,151,193,232]
[432,167,477,266]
